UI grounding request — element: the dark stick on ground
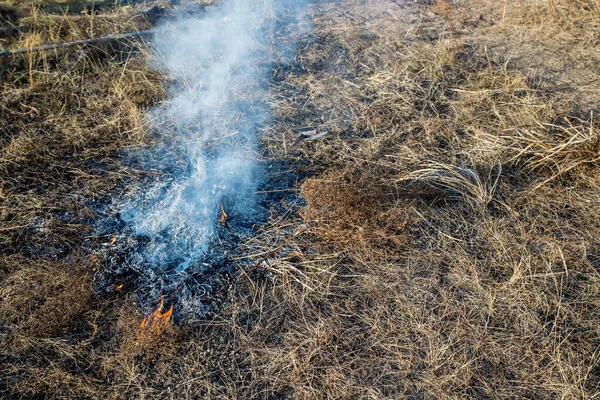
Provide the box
[0,29,155,56]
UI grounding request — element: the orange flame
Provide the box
[220,203,228,226]
[115,284,124,291]
[137,296,173,339]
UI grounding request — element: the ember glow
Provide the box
[219,203,228,226]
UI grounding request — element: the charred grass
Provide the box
[1,0,600,398]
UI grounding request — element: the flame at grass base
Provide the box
[137,296,173,340]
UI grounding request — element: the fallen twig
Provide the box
[0,29,155,57]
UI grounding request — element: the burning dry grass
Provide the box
[1,0,600,398]
[137,296,173,339]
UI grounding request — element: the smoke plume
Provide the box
[98,0,310,319]
[121,0,290,271]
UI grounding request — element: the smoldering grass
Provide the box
[118,0,310,278]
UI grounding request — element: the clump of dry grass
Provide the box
[506,115,599,187]
[521,0,600,25]
[401,161,502,212]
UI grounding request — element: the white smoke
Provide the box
[120,0,300,272]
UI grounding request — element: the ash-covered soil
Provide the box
[96,161,299,323]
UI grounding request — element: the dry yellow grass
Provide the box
[1,0,600,398]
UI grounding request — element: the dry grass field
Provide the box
[1,0,599,398]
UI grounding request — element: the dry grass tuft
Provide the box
[507,115,600,187]
[402,161,502,212]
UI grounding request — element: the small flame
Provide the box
[109,236,117,245]
[137,296,173,339]
[220,203,228,226]
[115,284,124,291]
